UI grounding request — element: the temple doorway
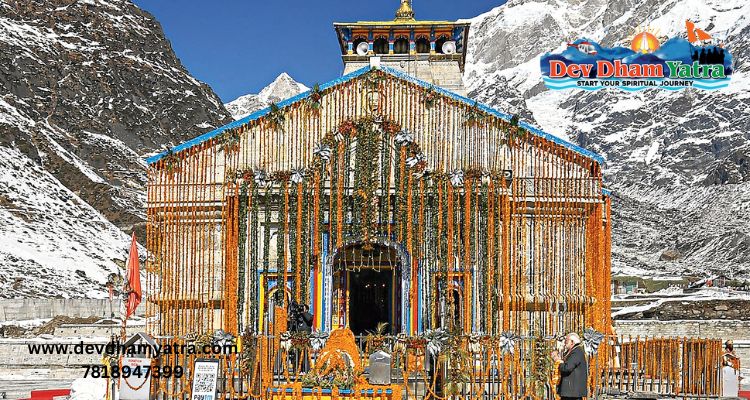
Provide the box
[332,242,403,335]
[348,268,392,335]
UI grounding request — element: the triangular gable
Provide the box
[146,66,604,166]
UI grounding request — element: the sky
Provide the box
[132,0,506,103]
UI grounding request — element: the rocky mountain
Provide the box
[2,0,747,299]
[0,0,231,297]
[463,0,750,278]
[225,72,308,120]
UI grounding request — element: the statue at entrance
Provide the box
[288,300,313,333]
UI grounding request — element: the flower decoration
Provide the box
[583,327,605,355]
[313,143,332,161]
[463,101,486,127]
[421,329,449,358]
[194,331,213,350]
[364,322,390,354]
[392,333,407,356]
[266,103,286,131]
[498,331,520,355]
[218,130,241,153]
[271,171,292,182]
[239,332,258,374]
[465,168,483,180]
[290,331,311,351]
[254,169,268,187]
[380,120,402,135]
[279,331,292,353]
[163,148,181,174]
[310,330,329,353]
[305,83,323,112]
[394,130,414,146]
[241,169,254,183]
[363,70,384,89]
[338,120,356,138]
[450,170,464,187]
[422,86,440,109]
[406,153,425,169]
[291,168,305,184]
[212,329,235,348]
[468,333,482,354]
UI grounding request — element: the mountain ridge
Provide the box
[464,0,750,278]
[225,72,308,120]
[1,0,747,299]
[0,0,232,297]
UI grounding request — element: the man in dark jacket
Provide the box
[552,332,588,400]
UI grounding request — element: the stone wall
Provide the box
[0,299,145,321]
[0,339,105,367]
[54,323,143,337]
[615,299,750,320]
[613,319,750,339]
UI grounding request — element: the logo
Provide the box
[541,21,732,91]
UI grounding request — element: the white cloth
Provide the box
[722,365,739,397]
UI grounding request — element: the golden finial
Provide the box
[395,0,415,21]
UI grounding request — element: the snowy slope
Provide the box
[464,0,750,278]
[0,0,231,297]
[0,147,129,298]
[225,73,308,120]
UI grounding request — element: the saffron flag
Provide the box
[124,232,142,319]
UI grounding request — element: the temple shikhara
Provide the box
[144,2,723,399]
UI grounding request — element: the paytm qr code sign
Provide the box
[191,358,220,400]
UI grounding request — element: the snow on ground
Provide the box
[612,287,750,317]
[0,146,130,298]
[612,298,667,317]
[70,378,107,400]
[0,318,51,328]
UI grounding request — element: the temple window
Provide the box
[415,37,430,53]
[373,37,389,54]
[393,37,409,54]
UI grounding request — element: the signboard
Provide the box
[540,20,732,91]
[191,358,220,400]
[368,350,391,385]
[119,357,153,400]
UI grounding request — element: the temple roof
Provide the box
[333,0,459,27]
[395,0,415,21]
[146,65,605,166]
[332,20,459,27]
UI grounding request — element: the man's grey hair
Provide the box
[566,332,582,344]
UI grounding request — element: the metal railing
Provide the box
[150,334,723,399]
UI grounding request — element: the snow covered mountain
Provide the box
[1,0,747,299]
[225,73,308,120]
[0,0,231,297]
[464,0,750,278]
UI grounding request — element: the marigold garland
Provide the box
[143,71,632,398]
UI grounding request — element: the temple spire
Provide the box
[395,0,415,21]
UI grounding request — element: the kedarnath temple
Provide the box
[143,2,723,399]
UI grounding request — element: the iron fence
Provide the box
[149,334,723,399]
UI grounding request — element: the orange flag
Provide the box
[124,232,142,319]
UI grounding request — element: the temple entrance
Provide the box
[332,242,403,335]
[348,269,393,335]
